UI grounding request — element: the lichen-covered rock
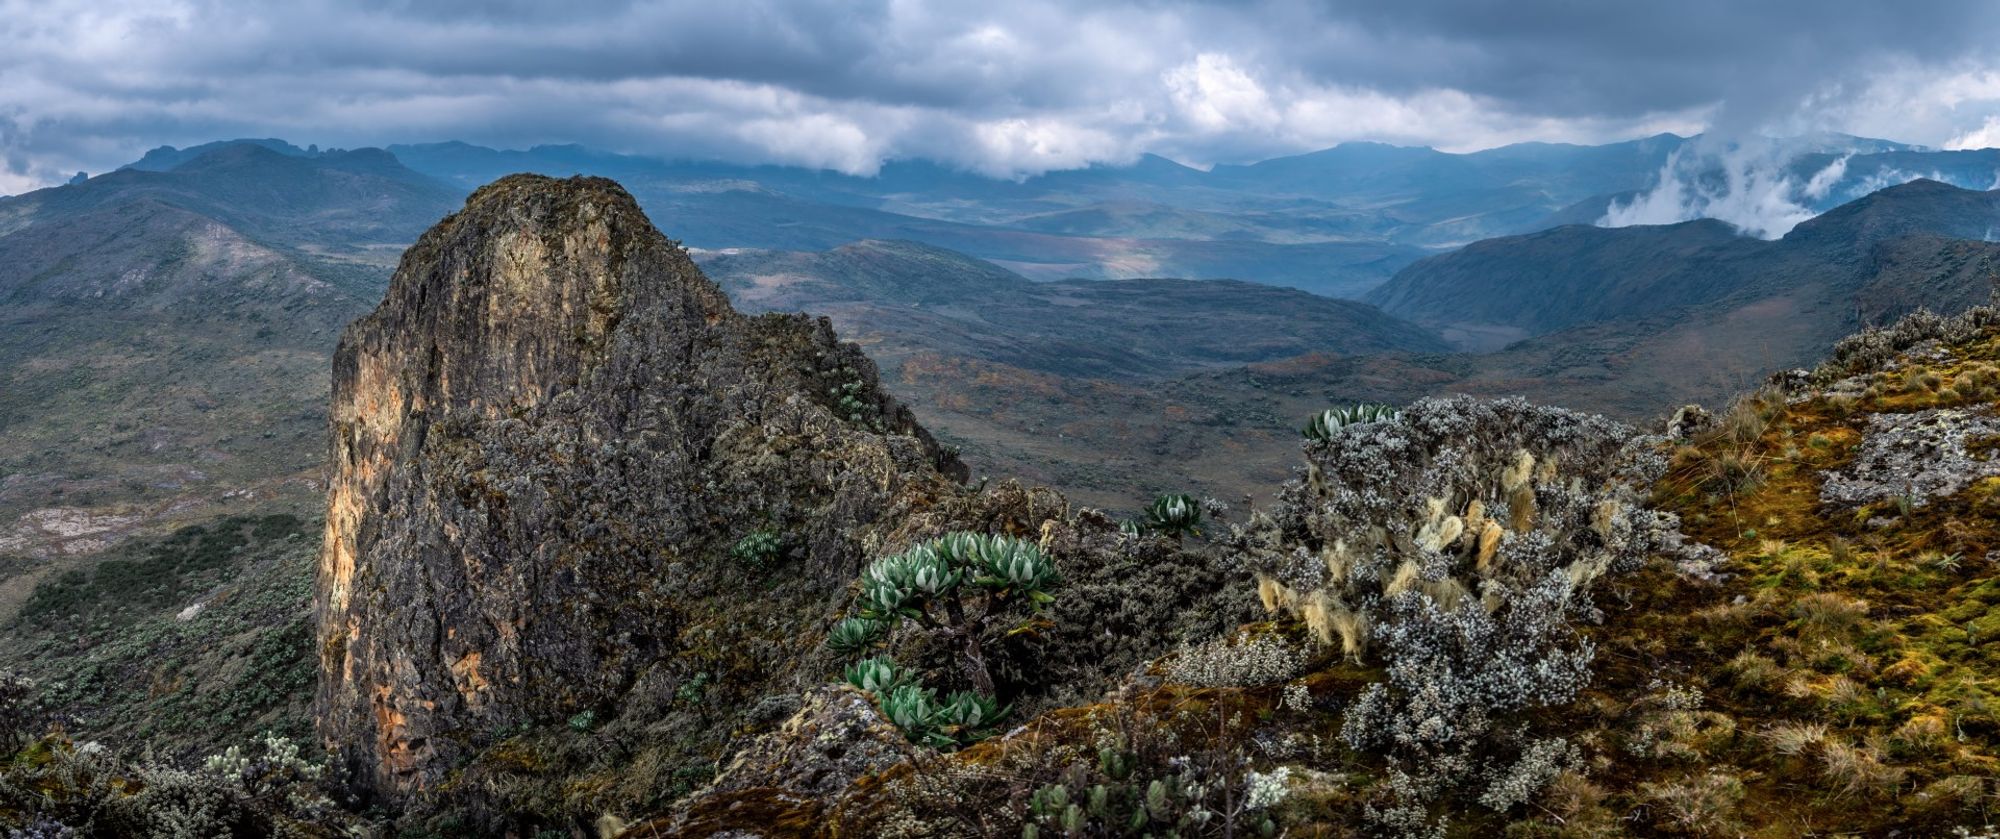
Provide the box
[1665,404,1716,439]
[706,685,911,799]
[1821,407,2000,508]
[631,684,914,837]
[314,175,965,802]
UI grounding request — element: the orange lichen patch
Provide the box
[370,685,427,784]
[450,651,490,707]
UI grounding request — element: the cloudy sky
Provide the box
[6,0,2000,193]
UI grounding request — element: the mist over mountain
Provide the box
[1374,179,2000,345]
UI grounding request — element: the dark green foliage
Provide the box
[846,532,1060,697]
[728,528,784,572]
[1302,403,1401,441]
[1142,494,1204,538]
[0,514,320,759]
[18,514,304,627]
[827,616,887,656]
[673,672,712,707]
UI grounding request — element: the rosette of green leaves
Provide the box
[936,690,1009,740]
[1143,493,1203,538]
[843,655,913,694]
[825,616,885,655]
[728,528,783,571]
[1302,402,1401,441]
[902,542,962,596]
[879,683,955,748]
[858,552,921,619]
[968,534,1058,602]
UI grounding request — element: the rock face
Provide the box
[628,685,916,837]
[314,175,964,799]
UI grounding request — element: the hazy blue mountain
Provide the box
[1369,179,2000,349]
[361,133,2000,299]
[121,138,315,171]
[1790,148,2000,209]
[373,132,1986,293]
[4,142,460,249]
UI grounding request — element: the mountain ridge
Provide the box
[1367,178,2000,347]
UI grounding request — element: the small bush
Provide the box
[829,532,1057,748]
[1164,631,1306,688]
[1142,494,1205,538]
[1641,770,1746,836]
[728,529,785,572]
[0,672,49,749]
[842,532,1058,696]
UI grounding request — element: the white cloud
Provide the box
[1164,53,1281,132]
[1947,115,2000,150]
[1601,141,1844,239]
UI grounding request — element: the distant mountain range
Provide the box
[43,131,1985,298]
[5,132,2000,522]
[1371,179,2000,349]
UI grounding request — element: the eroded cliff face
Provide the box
[315,174,964,799]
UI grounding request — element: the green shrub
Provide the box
[827,616,887,656]
[844,656,915,694]
[17,514,306,626]
[1142,494,1204,538]
[830,532,1057,747]
[1303,403,1401,441]
[874,684,1008,749]
[849,532,1058,695]
[728,528,785,572]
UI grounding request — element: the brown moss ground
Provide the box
[1561,328,2000,836]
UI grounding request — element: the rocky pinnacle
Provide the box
[314,175,963,799]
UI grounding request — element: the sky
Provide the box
[6,0,2000,194]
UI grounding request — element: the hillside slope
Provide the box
[1367,180,2000,349]
[701,239,1448,380]
[631,306,2000,839]
[0,143,459,249]
[0,198,373,539]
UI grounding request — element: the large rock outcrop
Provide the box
[314,175,965,800]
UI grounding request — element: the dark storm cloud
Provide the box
[4,0,2000,192]
[1287,1,1988,105]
